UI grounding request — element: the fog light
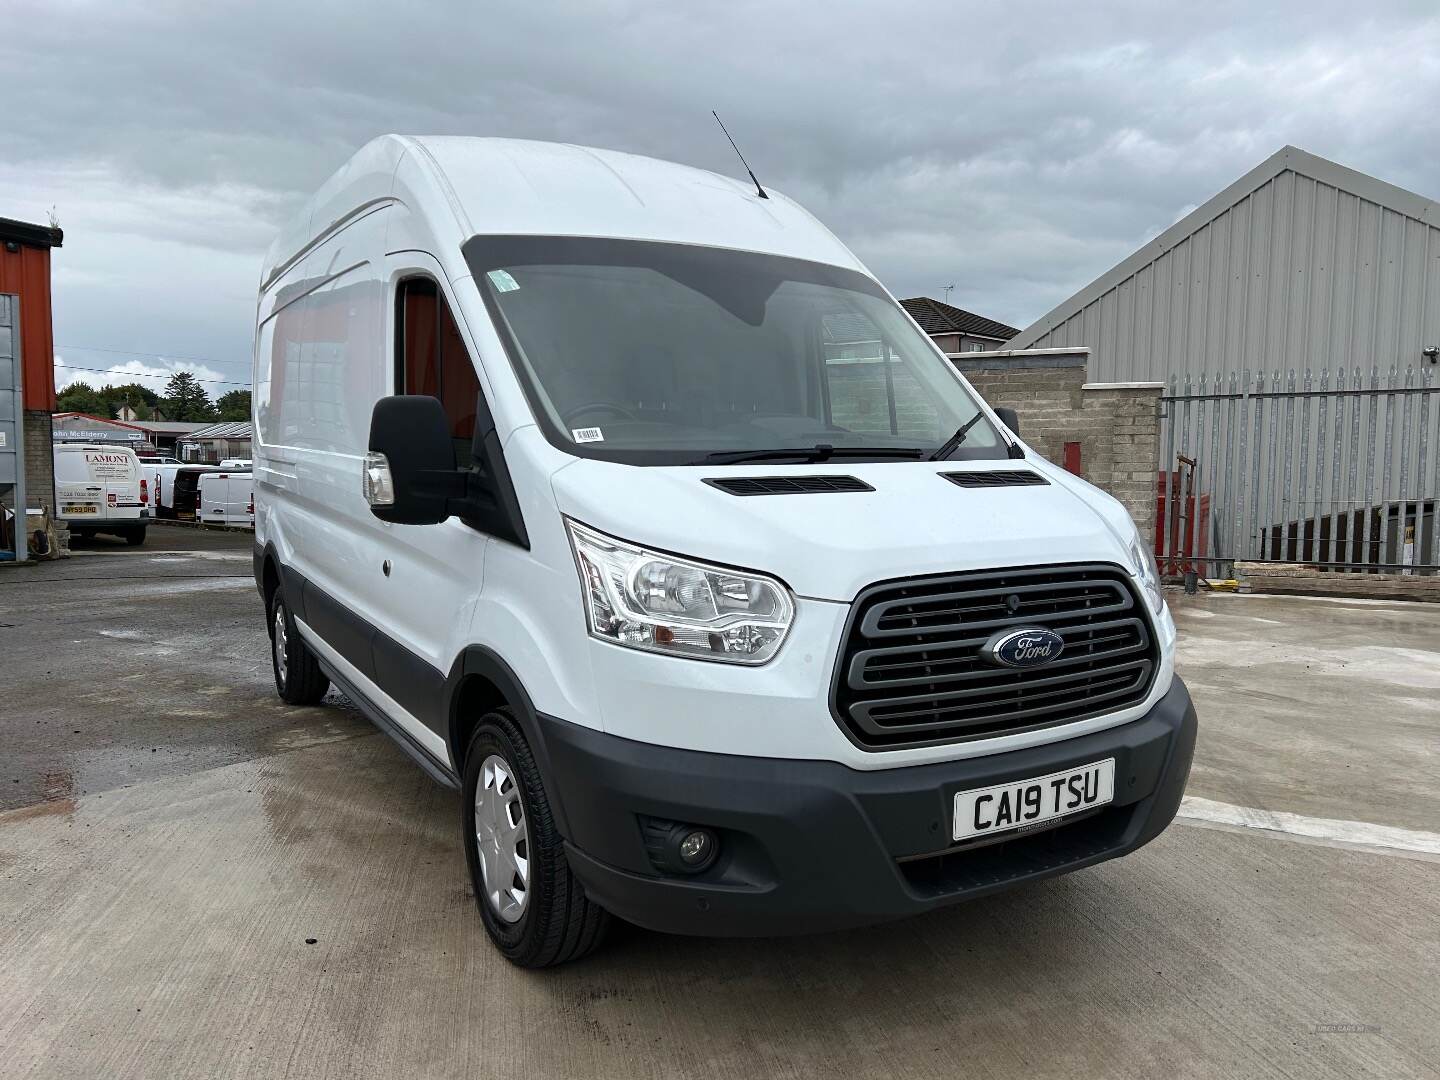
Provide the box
[641,817,720,875]
[678,829,713,866]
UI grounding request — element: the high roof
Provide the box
[1007,145,1440,352]
[899,297,1020,341]
[263,136,866,290]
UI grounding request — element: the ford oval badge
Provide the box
[981,627,1064,668]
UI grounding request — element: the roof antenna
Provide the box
[712,111,769,200]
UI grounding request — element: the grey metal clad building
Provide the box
[1006,147,1440,576]
[1007,146,1440,382]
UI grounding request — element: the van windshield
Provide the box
[464,237,1008,465]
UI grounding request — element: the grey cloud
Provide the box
[3,0,1439,375]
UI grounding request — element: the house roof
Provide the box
[53,412,147,432]
[53,413,208,435]
[0,216,64,249]
[899,297,1020,341]
[181,421,252,441]
[1006,144,1440,350]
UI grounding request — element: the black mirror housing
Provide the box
[368,396,461,525]
[366,394,529,548]
[994,406,1020,436]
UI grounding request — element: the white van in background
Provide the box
[197,470,254,529]
[146,462,212,518]
[253,136,1195,968]
[53,443,150,545]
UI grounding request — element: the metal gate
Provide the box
[1159,366,1440,576]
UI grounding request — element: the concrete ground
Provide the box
[1,527,1437,1079]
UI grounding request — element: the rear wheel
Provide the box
[462,709,610,967]
[124,527,147,546]
[268,586,329,705]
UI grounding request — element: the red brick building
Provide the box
[1,215,64,539]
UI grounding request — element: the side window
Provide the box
[819,309,940,440]
[396,278,483,454]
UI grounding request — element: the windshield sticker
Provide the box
[571,427,605,444]
[487,269,521,293]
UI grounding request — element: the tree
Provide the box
[215,389,251,422]
[57,380,105,416]
[161,371,217,422]
[98,382,161,420]
[58,379,167,420]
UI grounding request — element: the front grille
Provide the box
[831,563,1158,750]
[704,475,873,496]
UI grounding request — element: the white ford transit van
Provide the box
[54,443,150,544]
[252,136,1195,968]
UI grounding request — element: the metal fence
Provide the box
[1159,366,1440,577]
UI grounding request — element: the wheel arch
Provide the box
[256,541,281,606]
[445,645,572,839]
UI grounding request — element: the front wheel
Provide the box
[462,709,610,967]
[268,587,329,705]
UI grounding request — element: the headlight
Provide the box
[1128,531,1165,616]
[566,520,795,664]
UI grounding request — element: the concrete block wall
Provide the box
[23,409,66,553]
[22,411,55,515]
[952,349,1163,543]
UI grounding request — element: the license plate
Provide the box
[64,504,98,514]
[953,758,1115,842]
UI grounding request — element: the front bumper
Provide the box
[542,677,1197,936]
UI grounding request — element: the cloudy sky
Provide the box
[4,0,1439,396]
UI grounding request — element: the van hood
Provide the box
[548,457,1141,602]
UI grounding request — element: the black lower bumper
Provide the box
[540,678,1197,937]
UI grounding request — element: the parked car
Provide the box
[197,470,254,529]
[252,136,1196,968]
[53,443,150,544]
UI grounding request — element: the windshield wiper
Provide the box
[698,444,928,466]
[928,413,988,461]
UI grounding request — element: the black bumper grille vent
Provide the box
[831,563,1158,750]
[704,475,873,496]
[942,470,1049,488]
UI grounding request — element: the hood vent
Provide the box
[704,475,874,496]
[943,470,1049,489]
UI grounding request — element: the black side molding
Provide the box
[320,659,459,789]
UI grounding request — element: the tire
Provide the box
[268,586,330,705]
[124,527,147,546]
[462,709,610,967]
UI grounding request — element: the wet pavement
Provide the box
[1,527,367,813]
[2,532,1438,1079]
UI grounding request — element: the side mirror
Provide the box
[366,396,463,525]
[994,406,1020,436]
